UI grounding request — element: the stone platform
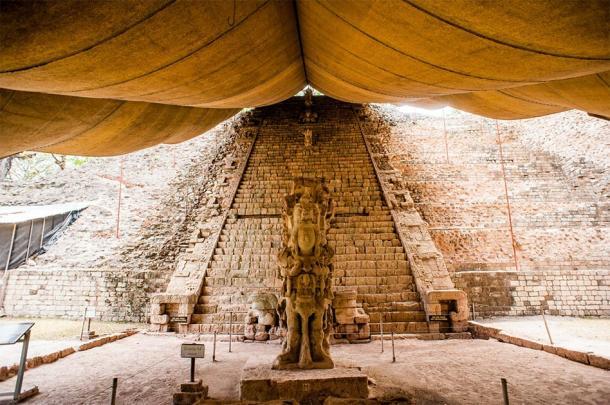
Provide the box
[240,357,368,402]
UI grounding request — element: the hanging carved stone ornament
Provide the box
[273,177,335,370]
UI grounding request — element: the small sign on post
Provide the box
[80,307,98,341]
[181,343,205,383]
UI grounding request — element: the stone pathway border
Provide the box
[469,321,610,370]
[0,330,138,381]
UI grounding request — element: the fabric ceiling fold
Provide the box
[405,71,610,120]
[0,0,305,108]
[0,89,239,158]
[300,0,610,103]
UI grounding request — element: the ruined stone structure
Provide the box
[244,293,279,341]
[273,177,335,370]
[364,108,610,318]
[150,97,468,336]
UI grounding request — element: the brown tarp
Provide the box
[0,0,608,157]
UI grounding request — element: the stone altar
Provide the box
[273,177,335,370]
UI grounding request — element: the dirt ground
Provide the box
[479,316,610,358]
[0,333,608,405]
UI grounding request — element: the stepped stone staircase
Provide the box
[187,99,429,334]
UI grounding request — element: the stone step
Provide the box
[366,310,427,323]
[369,322,430,334]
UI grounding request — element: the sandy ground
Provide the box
[0,317,144,365]
[479,316,610,358]
[0,333,608,405]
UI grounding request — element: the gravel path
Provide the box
[0,334,608,404]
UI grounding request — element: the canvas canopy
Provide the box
[0,0,608,157]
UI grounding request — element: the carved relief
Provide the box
[300,88,318,124]
[273,177,335,370]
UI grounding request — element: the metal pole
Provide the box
[190,358,195,382]
[39,218,46,249]
[501,378,509,405]
[442,109,449,163]
[391,331,396,363]
[541,307,554,345]
[14,330,31,401]
[229,312,233,353]
[116,158,124,239]
[495,121,520,272]
[5,223,16,271]
[25,220,33,261]
[472,302,476,320]
[380,312,384,353]
[80,307,87,341]
[110,377,118,405]
[213,331,217,362]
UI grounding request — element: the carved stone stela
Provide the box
[273,177,335,370]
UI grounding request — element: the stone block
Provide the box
[556,347,589,365]
[150,314,169,325]
[587,354,610,370]
[240,361,368,402]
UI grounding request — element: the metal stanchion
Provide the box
[391,331,396,363]
[213,331,217,362]
[110,378,118,405]
[380,313,384,353]
[501,378,509,405]
[541,307,554,345]
[229,312,233,353]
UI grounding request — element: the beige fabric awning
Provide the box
[1,0,608,157]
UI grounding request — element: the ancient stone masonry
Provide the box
[355,107,468,332]
[149,119,259,331]
[166,97,432,336]
[367,106,609,317]
[273,177,334,370]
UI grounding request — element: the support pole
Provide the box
[0,224,17,310]
[229,312,233,353]
[116,158,124,239]
[39,217,46,250]
[4,223,16,271]
[471,302,476,320]
[442,109,449,163]
[14,330,30,401]
[391,331,396,363]
[25,220,33,261]
[213,331,217,362]
[501,378,509,405]
[190,358,195,383]
[541,307,554,345]
[110,377,118,405]
[380,312,384,353]
[495,121,520,272]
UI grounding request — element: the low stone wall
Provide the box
[454,269,610,317]
[2,268,151,322]
[469,321,610,370]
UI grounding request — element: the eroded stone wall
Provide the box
[368,106,609,317]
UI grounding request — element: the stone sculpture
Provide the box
[332,289,370,343]
[300,88,318,123]
[244,293,280,341]
[273,177,335,370]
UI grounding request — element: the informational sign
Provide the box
[181,343,205,359]
[429,315,448,321]
[170,316,188,324]
[0,323,34,345]
[85,307,96,318]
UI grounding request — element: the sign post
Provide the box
[181,343,205,383]
[0,322,39,403]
